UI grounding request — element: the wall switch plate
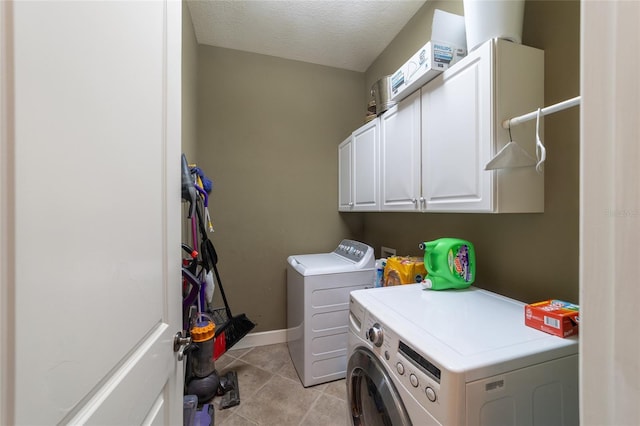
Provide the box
[381,246,396,258]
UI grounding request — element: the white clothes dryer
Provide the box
[347,284,579,425]
[287,240,374,387]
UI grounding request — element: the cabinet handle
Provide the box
[411,198,417,204]
[349,202,354,207]
[419,197,426,209]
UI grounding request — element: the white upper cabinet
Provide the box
[421,41,492,211]
[338,135,354,210]
[380,90,422,211]
[421,38,544,213]
[339,39,544,213]
[338,118,380,211]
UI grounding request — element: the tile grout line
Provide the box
[212,343,349,425]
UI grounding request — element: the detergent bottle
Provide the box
[419,238,476,290]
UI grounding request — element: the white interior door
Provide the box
[1,1,183,424]
[581,1,640,425]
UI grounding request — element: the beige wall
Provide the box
[182,2,198,162]
[191,0,581,332]
[362,0,581,303]
[196,46,364,331]
[182,3,198,246]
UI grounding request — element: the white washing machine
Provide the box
[287,239,375,387]
[347,284,579,426]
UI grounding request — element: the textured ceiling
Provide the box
[186,0,427,72]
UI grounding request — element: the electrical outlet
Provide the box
[381,246,396,258]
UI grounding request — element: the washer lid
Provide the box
[288,253,361,275]
[351,284,578,378]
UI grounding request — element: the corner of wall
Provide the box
[181,1,198,162]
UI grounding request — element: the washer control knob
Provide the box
[410,374,419,387]
[426,387,437,402]
[367,323,383,347]
[396,362,404,375]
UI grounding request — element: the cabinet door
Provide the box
[338,136,353,210]
[352,119,380,211]
[380,90,422,211]
[421,41,493,212]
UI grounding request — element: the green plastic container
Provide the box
[420,238,476,290]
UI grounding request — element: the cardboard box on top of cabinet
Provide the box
[391,41,467,101]
[390,9,467,103]
[525,300,580,338]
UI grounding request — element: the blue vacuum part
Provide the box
[194,404,214,426]
[183,395,198,426]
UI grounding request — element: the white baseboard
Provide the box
[232,328,288,350]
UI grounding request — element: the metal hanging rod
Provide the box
[502,96,581,129]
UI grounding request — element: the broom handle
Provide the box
[211,261,234,318]
[194,198,234,317]
[191,214,198,252]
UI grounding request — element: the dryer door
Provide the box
[347,347,411,426]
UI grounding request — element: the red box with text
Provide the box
[525,300,579,338]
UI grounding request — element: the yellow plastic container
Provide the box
[383,256,427,286]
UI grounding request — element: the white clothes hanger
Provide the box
[484,124,536,170]
[535,107,546,173]
[484,96,580,170]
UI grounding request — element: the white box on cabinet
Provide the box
[391,40,467,103]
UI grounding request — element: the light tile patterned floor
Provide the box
[210,343,349,426]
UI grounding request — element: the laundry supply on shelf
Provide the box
[383,256,427,286]
[375,258,387,287]
[525,300,579,338]
[419,238,476,290]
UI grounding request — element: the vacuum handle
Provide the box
[181,154,197,218]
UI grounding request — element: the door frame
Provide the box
[580,0,640,424]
